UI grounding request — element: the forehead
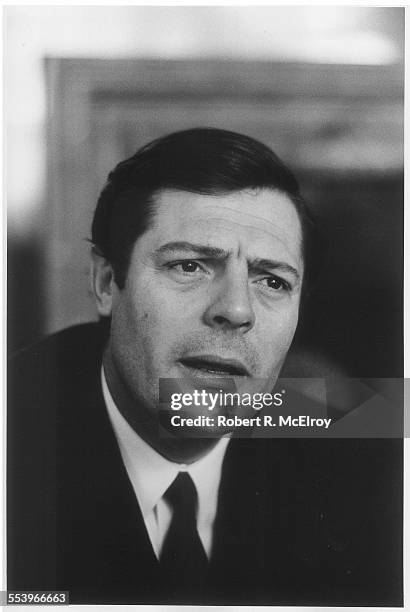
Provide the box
[142,188,303,266]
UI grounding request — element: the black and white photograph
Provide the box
[6,5,405,608]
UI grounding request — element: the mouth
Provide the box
[178,355,250,377]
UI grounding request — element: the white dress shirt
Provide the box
[102,369,230,559]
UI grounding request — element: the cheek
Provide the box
[119,287,185,365]
[110,288,151,367]
[137,281,193,336]
[257,304,299,355]
[138,300,178,341]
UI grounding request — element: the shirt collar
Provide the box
[101,368,230,519]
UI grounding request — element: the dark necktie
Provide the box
[159,472,209,599]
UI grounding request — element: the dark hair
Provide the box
[91,128,322,293]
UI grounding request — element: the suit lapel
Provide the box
[208,440,282,596]
[58,365,159,600]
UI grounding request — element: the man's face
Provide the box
[106,188,303,421]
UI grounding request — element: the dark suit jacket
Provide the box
[8,324,403,605]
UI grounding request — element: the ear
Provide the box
[90,248,115,317]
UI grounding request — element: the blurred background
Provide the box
[6,6,404,378]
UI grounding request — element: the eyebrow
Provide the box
[155,241,227,259]
[250,259,300,280]
[155,241,300,280]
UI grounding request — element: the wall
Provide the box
[6,6,404,362]
[6,6,404,235]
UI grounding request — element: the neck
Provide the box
[102,349,221,464]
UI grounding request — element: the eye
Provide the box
[167,260,207,276]
[258,276,290,292]
[179,261,201,273]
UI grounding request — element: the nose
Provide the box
[203,268,255,332]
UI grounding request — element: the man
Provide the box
[8,129,402,605]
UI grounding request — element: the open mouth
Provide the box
[179,355,250,377]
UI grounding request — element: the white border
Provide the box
[2,3,407,612]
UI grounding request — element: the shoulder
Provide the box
[9,322,106,386]
[7,323,107,590]
[10,321,105,364]
[8,322,107,434]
